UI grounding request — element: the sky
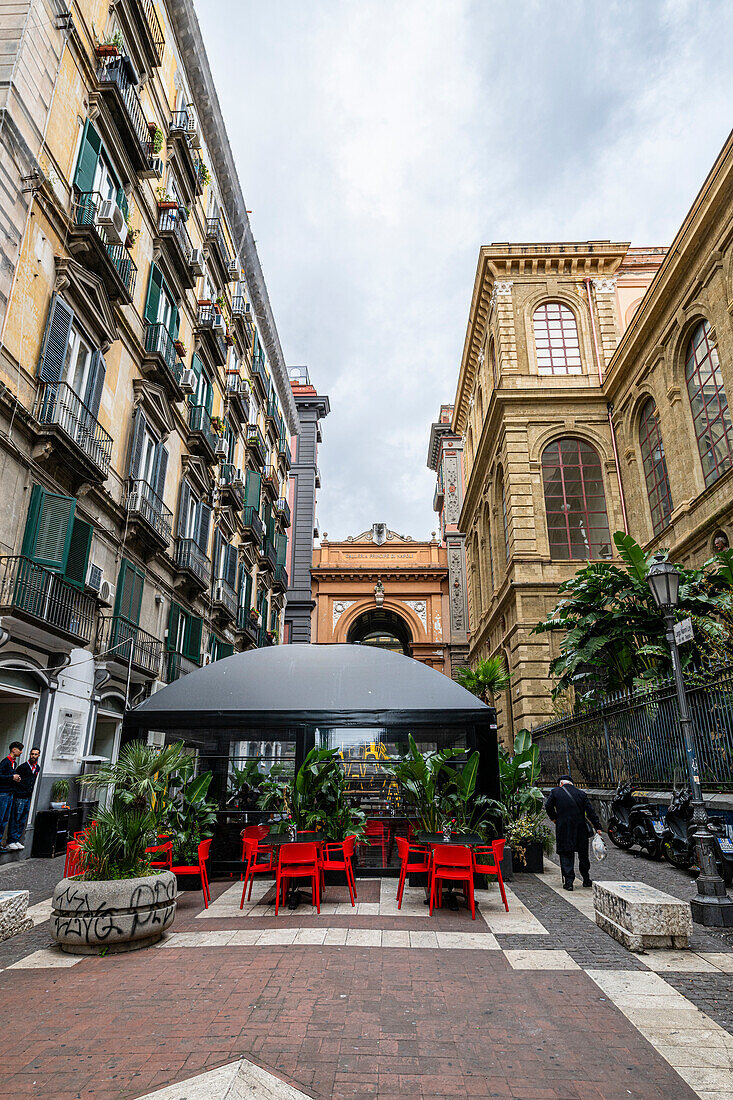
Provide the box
[197,0,733,541]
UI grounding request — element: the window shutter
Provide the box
[213,529,223,576]
[195,501,212,553]
[153,442,168,500]
[115,559,144,624]
[85,350,106,418]
[240,567,252,614]
[203,374,213,415]
[220,642,234,659]
[224,543,237,588]
[177,480,192,537]
[37,295,74,385]
[21,486,75,570]
[116,187,129,219]
[185,614,203,663]
[144,262,164,325]
[171,304,180,340]
[128,408,147,478]
[63,517,93,588]
[189,353,203,407]
[244,470,261,510]
[276,532,287,567]
[74,119,102,194]
[166,601,181,652]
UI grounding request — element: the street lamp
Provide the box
[647,553,733,927]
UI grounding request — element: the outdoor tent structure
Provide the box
[124,644,499,871]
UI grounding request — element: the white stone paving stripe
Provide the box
[156,928,499,950]
[25,898,53,926]
[504,949,580,970]
[587,969,733,1099]
[8,947,83,969]
[134,1056,313,1099]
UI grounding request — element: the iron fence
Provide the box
[532,666,733,791]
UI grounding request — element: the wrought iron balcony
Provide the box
[125,478,173,548]
[273,564,288,592]
[175,537,211,589]
[97,614,163,677]
[237,606,260,646]
[157,208,194,286]
[219,462,245,508]
[122,0,165,68]
[275,498,291,528]
[97,57,153,171]
[166,651,199,683]
[259,537,277,571]
[187,403,217,461]
[261,464,279,498]
[250,351,268,399]
[242,506,264,544]
[143,323,184,399]
[226,372,250,421]
[231,296,254,338]
[278,436,292,470]
[72,192,138,301]
[213,576,237,621]
[245,423,266,463]
[37,381,112,479]
[206,217,232,271]
[0,556,95,644]
[258,625,275,647]
[195,305,228,366]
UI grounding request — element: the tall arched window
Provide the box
[639,399,673,534]
[685,320,733,486]
[541,438,611,559]
[533,302,582,375]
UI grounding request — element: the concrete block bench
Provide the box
[0,889,33,942]
[593,881,692,951]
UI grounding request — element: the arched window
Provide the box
[685,320,733,486]
[533,302,582,375]
[639,399,673,535]
[541,438,611,559]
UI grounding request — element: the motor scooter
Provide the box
[607,782,664,859]
[661,787,733,883]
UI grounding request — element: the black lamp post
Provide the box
[646,554,733,927]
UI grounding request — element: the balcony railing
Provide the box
[279,437,292,469]
[97,614,163,677]
[242,506,264,543]
[231,295,253,331]
[37,381,113,477]
[237,606,260,644]
[97,57,153,169]
[138,0,165,65]
[213,577,238,619]
[226,372,250,415]
[170,107,195,135]
[125,478,173,546]
[74,192,138,298]
[260,537,277,570]
[245,423,266,460]
[206,217,232,269]
[258,625,275,647]
[250,352,268,394]
[144,322,183,392]
[274,564,289,591]
[276,498,291,527]
[0,556,95,644]
[188,404,217,457]
[157,207,193,265]
[262,465,279,495]
[167,651,199,683]
[175,537,211,587]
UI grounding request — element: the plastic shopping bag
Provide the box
[592,833,607,861]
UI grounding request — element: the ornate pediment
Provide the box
[181,453,213,498]
[216,504,237,542]
[131,379,174,439]
[54,256,117,351]
[345,523,414,545]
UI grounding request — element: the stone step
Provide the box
[0,888,33,942]
[593,880,692,951]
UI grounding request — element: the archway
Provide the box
[346,608,413,656]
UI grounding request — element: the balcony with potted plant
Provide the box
[156,189,194,287]
[236,604,260,648]
[96,49,154,173]
[195,303,228,367]
[142,322,185,401]
[187,404,218,463]
[245,423,266,466]
[261,464,279,501]
[69,191,138,302]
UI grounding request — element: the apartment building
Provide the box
[0,0,296,844]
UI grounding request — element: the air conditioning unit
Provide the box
[149,156,164,178]
[96,199,127,245]
[190,247,205,275]
[214,437,228,458]
[99,579,115,607]
[202,650,212,665]
[147,729,166,748]
[212,312,225,333]
[187,123,201,149]
[180,368,196,393]
[242,301,251,316]
[86,562,103,593]
[227,261,240,281]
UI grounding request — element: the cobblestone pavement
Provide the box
[0,854,730,1099]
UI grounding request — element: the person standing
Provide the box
[6,747,41,851]
[0,741,23,848]
[545,774,602,890]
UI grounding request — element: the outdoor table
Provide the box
[416,833,483,909]
[264,832,325,910]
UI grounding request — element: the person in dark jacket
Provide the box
[6,747,41,851]
[0,741,23,846]
[545,774,602,890]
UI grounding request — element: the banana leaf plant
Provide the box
[498,728,544,823]
[258,747,366,841]
[161,765,218,865]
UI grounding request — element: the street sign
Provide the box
[674,618,694,645]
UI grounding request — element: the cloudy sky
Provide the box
[198,0,733,541]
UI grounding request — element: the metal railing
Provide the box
[37,382,113,476]
[170,107,194,134]
[157,207,193,264]
[125,478,173,545]
[275,498,291,526]
[237,606,260,642]
[245,423,266,457]
[0,556,95,643]
[260,537,277,569]
[97,614,162,676]
[144,322,183,387]
[262,465,279,494]
[258,626,275,647]
[279,437,292,468]
[226,372,250,412]
[242,506,264,543]
[250,352,267,392]
[231,295,252,321]
[206,217,232,268]
[175,537,211,586]
[141,0,165,62]
[274,564,288,590]
[97,57,152,162]
[188,404,216,454]
[74,192,137,296]
[532,665,733,791]
[167,652,199,683]
[213,577,237,618]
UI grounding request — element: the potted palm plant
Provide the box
[160,760,218,887]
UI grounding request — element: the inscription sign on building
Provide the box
[54,709,84,760]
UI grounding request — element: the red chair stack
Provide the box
[429,844,476,919]
[360,820,388,865]
[472,839,509,912]
[394,836,430,908]
[171,838,212,909]
[275,842,320,915]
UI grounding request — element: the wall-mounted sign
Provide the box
[54,709,84,760]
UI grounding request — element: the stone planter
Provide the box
[511,840,544,874]
[51,871,177,955]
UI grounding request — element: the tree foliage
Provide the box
[533,533,733,700]
[454,656,510,703]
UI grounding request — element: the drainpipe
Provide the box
[585,277,629,536]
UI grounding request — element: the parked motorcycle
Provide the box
[607,782,664,859]
[661,787,733,884]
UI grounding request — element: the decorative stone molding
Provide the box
[666,384,682,407]
[489,280,513,308]
[333,599,356,629]
[592,277,617,294]
[405,600,427,630]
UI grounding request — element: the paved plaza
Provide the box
[0,850,731,1100]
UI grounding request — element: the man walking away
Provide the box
[545,774,602,891]
[0,741,23,848]
[7,747,41,851]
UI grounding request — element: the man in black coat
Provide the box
[545,774,602,890]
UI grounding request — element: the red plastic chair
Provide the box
[239,837,275,906]
[275,842,320,915]
[472,840,509,912]
[394,836,430,909]
[63,839,85,877]
[320,836,358,906]
[239,828,274,881]
[360,820,388,864]
[171,838,212,909]
[146,840,173,872]
[429,844,476,919]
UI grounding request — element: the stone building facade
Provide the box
[0,0,296,852]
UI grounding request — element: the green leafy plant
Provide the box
[454,656,510,703]
[151,126,164,154]
[504,811,552,865]
[258,748,366,840]
[161,762,218,865]
[498,728,544,822]
[229,759,284,809]
[381,735,464,834]
[51,778,69,802]
[197,161,211,187]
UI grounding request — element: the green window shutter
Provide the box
[189,353,203,407]
[185,614,203,663]
[167,601,182,652]
[116,187,129,219]
[84,350,106,418]
[240,568,252,614]
[276,532,287,566]
[21,486,75,571]
[128,408,147,478]
[177,480,192,537]
[115,559,144,624]
[203,374,213,415]
[244,470,261,510]
[224,543,237,588]
[220,642,234,659]
[63,517,93,589]
[38,295,74,384]
[74,119,102,194]
[153,442,168,500]
[171,304,180,340]
[144,262,164,325]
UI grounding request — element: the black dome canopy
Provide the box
[126,644,492,728]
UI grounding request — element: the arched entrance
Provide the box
[346,609,413,656]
